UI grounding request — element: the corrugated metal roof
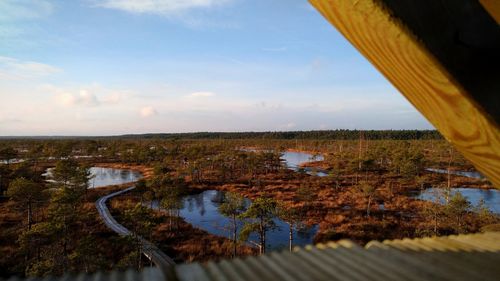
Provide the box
[4,232,500,281]
[171,232,500,281]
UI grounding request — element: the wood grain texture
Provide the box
[309,0,500,187]
[480,0,500,23]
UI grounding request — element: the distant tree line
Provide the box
[119,130,443,140]
[0,130,440,141]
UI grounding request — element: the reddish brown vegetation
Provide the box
[109,196,256,263]
[178,166,495,244]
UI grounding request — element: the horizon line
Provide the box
[0,129,440,139]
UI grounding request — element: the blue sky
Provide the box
[0,0,433,136]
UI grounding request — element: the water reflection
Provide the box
[281,151,329,177]
[43,167,142,188]
[416,187,500,214]
[281,151,324,169]
[0,159,26,164]
[426,168,485,180]
[152,190,318,251]
[88,167,142,188]
[240,149,327,177]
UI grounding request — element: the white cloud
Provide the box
[54,92,77,107]
[41,84,126,108]
[102,92,122,104]
[186,91,216,98]
[94,0,232,16]
[77,90,99,106]
[0,1,54,49]
[0,0,53,22]
[53,90,99,107]
[140,106,158,117]
[0,56,61,80]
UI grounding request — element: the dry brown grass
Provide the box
[154,220,256,263]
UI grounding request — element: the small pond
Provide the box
[284,153,499,214]
[0,159,26,164]
[426,168,485,180]
[415,187,500,214]
[88,167,142,188]
[152,190,318,251]
[281,151,328,177]
[241,149,328,177]
[43,167,142,188]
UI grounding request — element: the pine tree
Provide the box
[218,192,246,257]
[239,197,278,254]
[7,178,46,230]
[276,202,302,252]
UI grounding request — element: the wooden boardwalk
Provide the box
[95,186,176,269]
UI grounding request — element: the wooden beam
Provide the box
[309,0,500,187]
[480,0,500,23]
[379,0,500,124]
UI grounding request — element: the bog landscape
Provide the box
[1,0,499,280]
[1,131,498,277]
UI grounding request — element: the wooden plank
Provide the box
[480,0,500,23]
[309,0,500,187]
[380,0,500,124]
